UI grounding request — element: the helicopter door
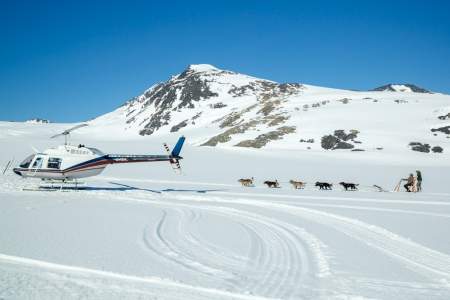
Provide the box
[30,156,44,170]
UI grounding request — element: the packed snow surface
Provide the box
[1,121,450,299]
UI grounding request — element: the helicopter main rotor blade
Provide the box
[30,145,40,153]
[51,124,88,138]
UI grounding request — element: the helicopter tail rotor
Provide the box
[163,137,185,174]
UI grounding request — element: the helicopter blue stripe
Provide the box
[63,155,111,172]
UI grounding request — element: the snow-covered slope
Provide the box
[89,64,450,156]
[1,121,450,299]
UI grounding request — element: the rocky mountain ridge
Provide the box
[89,64,450,154]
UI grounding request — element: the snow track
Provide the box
[172,193,450,282]
[137,199,329,299]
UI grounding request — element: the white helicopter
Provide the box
[12,124,185,185]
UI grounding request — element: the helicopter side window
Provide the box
[19,155,35,168]
[47,157,62,169]
[31,157,43,169]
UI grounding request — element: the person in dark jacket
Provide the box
[416,170,422,192]
[403,173,415,192]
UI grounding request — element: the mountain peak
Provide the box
[187,64,220,72]
[372,83,431,93]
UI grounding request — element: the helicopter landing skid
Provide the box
[23,179,85,192]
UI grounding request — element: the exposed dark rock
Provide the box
[219,112,242,128]
[266,114,289,127]
[321,129,360,150]
[216,104,258,128]
[210,102,227,109]
[334,129,358,141]
[431,126,450,135]
[258,80,279,92]
[437,113,450,120]
[227,80,300,98]
[300,138,314,143]
[321,135,340,150]
[125,109,136,117]
[334,141,354,149]
[372,84,431,93]
[202,121,259,146]
[229,84,257,97]
[409,142,431,153]
[351,149,365,152]
[338,98,350,104]
[136,66,220,135]
[432,146,444,153]
[235,126,296,148]
[126,116,136,124]
[258,99,281,116]
[139,111,171,135]
[277,83,303,93]
[333,130,346,140]
[170,120,188,132]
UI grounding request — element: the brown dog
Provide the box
[289,180,305,189]
[238,177,254,187]
[264,180,280,188]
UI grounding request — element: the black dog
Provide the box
[315,182,332,190]
[264,180,280,188]
[339,182,359,191]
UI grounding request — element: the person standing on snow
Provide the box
[403,173,415,192]
[416,170,422,192]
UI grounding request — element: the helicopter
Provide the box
[12,124,185,183]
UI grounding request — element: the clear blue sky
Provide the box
[1,0,449,122]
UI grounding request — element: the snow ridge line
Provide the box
[0,253,274,300]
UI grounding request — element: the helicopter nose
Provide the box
[13,168,22,176]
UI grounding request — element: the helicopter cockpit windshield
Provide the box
[19,154,35,168]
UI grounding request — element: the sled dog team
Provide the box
[237,178,359,191]
[239,170,423,192]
